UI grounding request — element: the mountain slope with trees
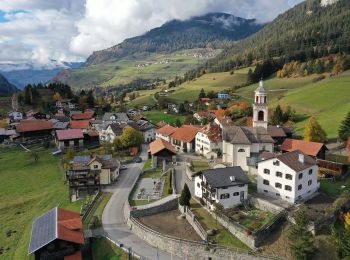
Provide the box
[0,73,18,95]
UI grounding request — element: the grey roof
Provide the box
[267,126,287,138]
[73,155,91,162]
[223,126,274,144]
[109,123,128,135]
[102,113,129,122]
[259,150,317,172]
[53,121,69,130]
[29,208,57,255]
[199,167,249,188]
[255,80,266,93]
[136,120,156,132]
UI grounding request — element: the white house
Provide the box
[128,120,157,143]
[194,167,249,209]
[102,113,129,128]
[195,123,222,159]
[99,123,127,142]
[170,125,201,153]
[218,91,230,100]
[257,150,319,204]
[156,124,177,142]
[8,111,23,122]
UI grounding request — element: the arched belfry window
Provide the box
[258,111,264,121]
[256,96,259,103]
[264,96,267,103]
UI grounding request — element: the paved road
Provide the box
[102,148,178,260]
[174,162,195,196]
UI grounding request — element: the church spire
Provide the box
[253,80,268,129]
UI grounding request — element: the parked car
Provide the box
[120,165,127,170]
[135,157,142,163]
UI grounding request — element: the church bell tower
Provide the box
[253,80,268,129]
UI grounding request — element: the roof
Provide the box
[71,111,94,120]
[70,154,118,171]
[16,120,53,133]
[171,125,201,143]
[109,123,128,135]
[64,251,82,260]
[280,138,327,157]
[53,121,69,130]
[156,121,167,129]
[198,167,249,188]
[259,150,317,172]
[135,120,156,132]
[149,139,176,155]
[223,126,274,144]
[69,120,90,129]
[255,80,266,94]
[157,124,178,136]
[215,117,234,128]
[0,128,16,136]
[267,126,287,138]
[102,112,129,122]
[198,123,222,142]
[29,207,84,255]
[56,129,84,141]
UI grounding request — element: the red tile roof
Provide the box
[199,123,222,142]
[157,124,177,136]
[71,111,94,120]
[57,208,84,245]
[149,138,176,155]
[56,129,84,141]
[16,120,53,133]
[280,138,327,157]
[69,120,90,129]
[171,125,201,143]
[156,121,167,129]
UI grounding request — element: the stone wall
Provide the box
[130,197,179,218]
[249,196,285,214]
[179,205,207,240]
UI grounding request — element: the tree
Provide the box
[175,118,182,127]
[332,224,350,259]
[338,111,350,142]
[304,117,327,143]
[178,103,186,114]
[120,127,144,148]
[198,88,206,99]
[179,183,191,207]
[208,102,217,110]
[270,105,285,125]
[53,92,62,102]
[288,210,314,260]
[87,90,95,108]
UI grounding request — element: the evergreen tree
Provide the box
[178,103,186,114]
[332,224,350,259]
[270,105,285,125]
[175,118,182,127]
[338,111,350,142]
[304,117,327,143]
[179,183,191,207]
[288,210,314,260]
[198,88,206,99]
[87,90,95,108]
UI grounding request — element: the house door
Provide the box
[240,191,245,202]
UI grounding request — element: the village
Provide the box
[0,79,349,260]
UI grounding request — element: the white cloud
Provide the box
[0,0,304,64]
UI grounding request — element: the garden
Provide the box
[223,206,275,233]
[190,159,210,173]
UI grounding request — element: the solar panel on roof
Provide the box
[73,156,91,162]
[100,154,112,160]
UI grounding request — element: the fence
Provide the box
[81,191,101,223]
[179,205,208,240]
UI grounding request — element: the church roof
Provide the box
[255,80,266,93]
[223,126,274,144]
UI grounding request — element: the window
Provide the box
[285,185,292,191]
[238,148,245,152]
[275,183,282,189]
[273,160,280,166]
[94,165,98,169]
[264,169,270,174]
[258,111,264,121]
[233,192,239,196]
[238,184,245,187]
[298,173,303,179]
[197,183,200,188]
[286,174,293,180]
[276,193,280,197]
[298,184,302,190]
[276,171,283,178]
[286,196,290,199]
[309,169,313,175]
[308,180,312,186]
[220,193,230,199]
[263,179,270,185]
[264,190,268,193]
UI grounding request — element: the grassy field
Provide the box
[57,50,213,90]
[92,237,136,260]
[145,110,186,125]
[0,146,82,260]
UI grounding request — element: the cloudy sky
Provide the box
[0,0,304,65]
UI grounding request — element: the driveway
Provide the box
[174,162,195,196]
[102,146,178,260]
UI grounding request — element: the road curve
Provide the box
[102,149,178,260]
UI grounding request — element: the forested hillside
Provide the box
[189,0,350,75]
[0,74,18,96]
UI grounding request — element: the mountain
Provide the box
[53,13,265,89]
[197,0,350,73]
[0,73,18,95]
[0,60,83,89]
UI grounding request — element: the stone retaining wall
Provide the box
[130,197,179,218]
[249,196,285,214]
[179,205,207,240]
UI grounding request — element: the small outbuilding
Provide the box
[149,138,176,167]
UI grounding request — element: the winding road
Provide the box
[102,147,178,260]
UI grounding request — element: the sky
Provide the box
[0,0,304,66]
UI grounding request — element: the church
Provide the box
[221,80,275,172]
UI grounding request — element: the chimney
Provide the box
[230,176,235,182]
[298,153,304,164]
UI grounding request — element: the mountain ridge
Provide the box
[0,73,18,95]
